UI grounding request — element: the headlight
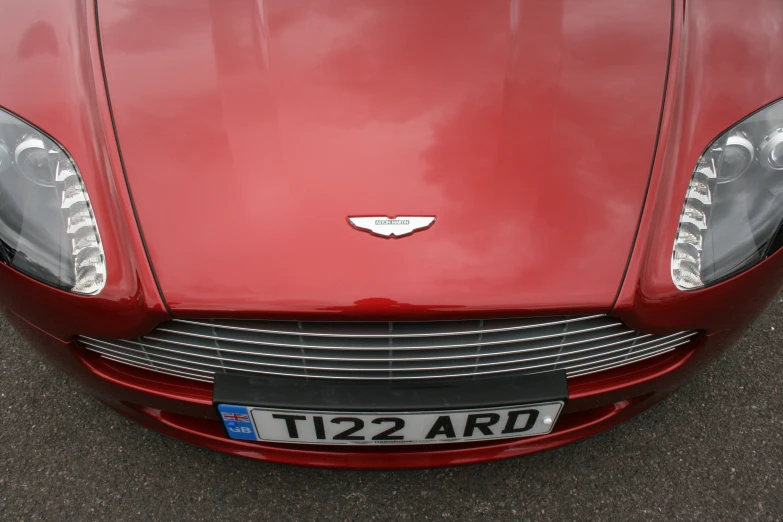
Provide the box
[0,108,105,294]
[672,99,783,290]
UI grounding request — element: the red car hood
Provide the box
[97,0,671,318]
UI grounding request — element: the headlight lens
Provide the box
[0,108,105,294]
[672,99,783,290]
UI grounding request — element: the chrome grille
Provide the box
[78,316,697,383]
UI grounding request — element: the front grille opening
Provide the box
[78,315,697,383]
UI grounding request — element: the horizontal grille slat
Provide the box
[154,316,623,351]
[81,333,694,377]
[172,315,606,339]
[78,316,697,383]
[81,332,692,372]
[130,328,641,362]
[568,344,686,377]
[100,355,213,382]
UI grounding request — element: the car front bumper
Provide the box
[3,306,744,469]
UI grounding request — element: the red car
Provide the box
[1,0,782,469]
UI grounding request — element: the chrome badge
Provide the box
[348,216,436,238]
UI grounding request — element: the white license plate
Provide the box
[218,402,564,445]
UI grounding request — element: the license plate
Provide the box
[218,402,564,445]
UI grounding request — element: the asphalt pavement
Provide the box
[0,298,781,521]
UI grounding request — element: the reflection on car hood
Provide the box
[97,0,671,317]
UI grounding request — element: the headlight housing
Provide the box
[672,99,783,290]
[0,108,105,294]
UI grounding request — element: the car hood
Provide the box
[97,0,671,318]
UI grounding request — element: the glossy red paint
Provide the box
[1,0,783,469]
[96,0,670,316]
[0,0,168,339]
[613,0,783,334]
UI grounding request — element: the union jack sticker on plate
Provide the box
[217,404,257,441]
